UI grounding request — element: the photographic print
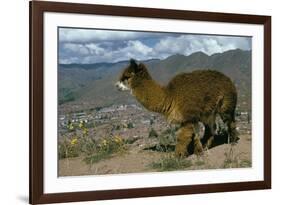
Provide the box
[58,28,252,176]
[30,2,271,203]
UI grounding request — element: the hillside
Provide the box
[58,49,251,113]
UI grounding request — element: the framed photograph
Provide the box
[30,1,271,204]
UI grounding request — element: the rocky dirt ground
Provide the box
[59,133,251,176]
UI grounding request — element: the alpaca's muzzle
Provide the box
[115,81,130,91]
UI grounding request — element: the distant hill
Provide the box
[58,49,251,112]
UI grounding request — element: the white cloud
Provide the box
[154,35,251,57]
[122,41,153,56]
[59,28,163,43]
[63,43,90,56]
[60,40,154,63]
[59,29,252,64]
[85,43,105,55]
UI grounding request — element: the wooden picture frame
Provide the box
[30,1,271,204]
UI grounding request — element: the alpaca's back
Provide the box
[165,70,237,124]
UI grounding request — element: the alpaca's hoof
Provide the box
[175,151,185,158]
[204,147,210,156]
[194,145,204,156]
[175,147,187,158]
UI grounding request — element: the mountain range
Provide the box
[58,49,251,112]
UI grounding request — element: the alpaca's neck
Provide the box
[131,76,170,114]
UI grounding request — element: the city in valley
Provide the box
[59,103,251,142]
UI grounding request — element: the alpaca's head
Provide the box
[116,59,149,91]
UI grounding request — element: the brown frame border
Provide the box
[29,1,271,204]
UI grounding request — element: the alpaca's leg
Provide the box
[175,123,193,157]
[197,120,214,150]
[193,123,204,155]
[193,135,203,155]
[221,113,238,144]
[205,122,217,149]
[204,114,221,149]
[205,136,214,149]
[228,121,238,144]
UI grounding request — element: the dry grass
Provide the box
[150,153,192,171]
[222,145,249,168]
[83,135,126,164]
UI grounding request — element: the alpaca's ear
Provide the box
[138,63,146,70]
[130,59,138,71]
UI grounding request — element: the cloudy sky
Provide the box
[58,27,251,64]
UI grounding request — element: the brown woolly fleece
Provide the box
[117,59,237,157]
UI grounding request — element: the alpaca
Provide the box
[116,59,237,157]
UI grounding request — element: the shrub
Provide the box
[222,145,248,168]
[58,118,127,165]
[59,120,93,159]
[127,122,134,129]
[150,154,192,171]
[148,128,158,138]
[83,135,126,164]
[58,136,80,159]
[155,127,177,152]
[239,159,252,167]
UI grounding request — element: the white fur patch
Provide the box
[115,81,130,91]
[194,122,205,139]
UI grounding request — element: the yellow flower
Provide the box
[68,123,74,131]
[102,139,107,146]
[114,136,122,144]
[79,121,84,128]
[82,128,88,135]
[70,138,78,145]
